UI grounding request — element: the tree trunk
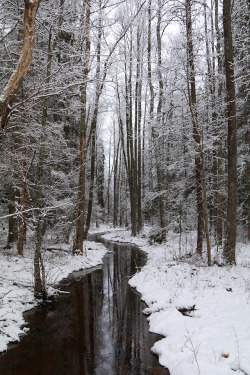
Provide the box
[83,1,102,240]
[246,114,250,240]
[34,101,47,298]
[0,0,40,132]
[223,0,237,264]
[107,136,112,219]
[186,0,211,261]
[214,0,224,248]
[124,43,137,237]
[74,4,90,253]
[83,124,97,240]
[156,0,167,242]
[129,36,137,237]
[17,106,28,256]
[113,139,120,227]
[7,185,18,247]
[17,173,27,256]
[136,25,143,233]
[148,0,166,241]
[239,8,250,241]
[34,28,54,298]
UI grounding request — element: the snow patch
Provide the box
[95,225,250,375]
[0,241,107,353]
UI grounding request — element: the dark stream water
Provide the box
[0,238,169,375]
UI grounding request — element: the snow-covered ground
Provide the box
[99,226,250,375]
[0,224,250,375]
[0,239,107,353]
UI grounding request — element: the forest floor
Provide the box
[0,224,250,375]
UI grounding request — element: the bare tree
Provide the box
[0,0,41,133]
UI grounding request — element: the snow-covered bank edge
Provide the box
[1,224,249,375]
[97,226,250,375]
[0,239,107,353]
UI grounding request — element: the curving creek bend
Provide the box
[0,235,169,375]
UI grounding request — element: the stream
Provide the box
[0,237,169,375]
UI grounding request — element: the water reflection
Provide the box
[0,241,168,375]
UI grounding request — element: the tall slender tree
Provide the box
[74,2,91,254]
[223,0,238,263]
[185,0,211,262]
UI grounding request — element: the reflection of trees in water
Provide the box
[102,244,150,374]
[114,248,150,374]
[0,242,166,375]
[74,242,152,374]
[74,270,104,374]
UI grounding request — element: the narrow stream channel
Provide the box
[0,238,169,375]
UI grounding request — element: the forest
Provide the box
[0,0,249,294]
[0,0,250,375]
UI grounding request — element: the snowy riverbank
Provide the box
[0,239,107,353]
[98,226,250,375]
[0,225,250,375]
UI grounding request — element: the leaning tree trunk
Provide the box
[0,0,40,132]
[223,0,237,264]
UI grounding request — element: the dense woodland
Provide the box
[0,0,249,297]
